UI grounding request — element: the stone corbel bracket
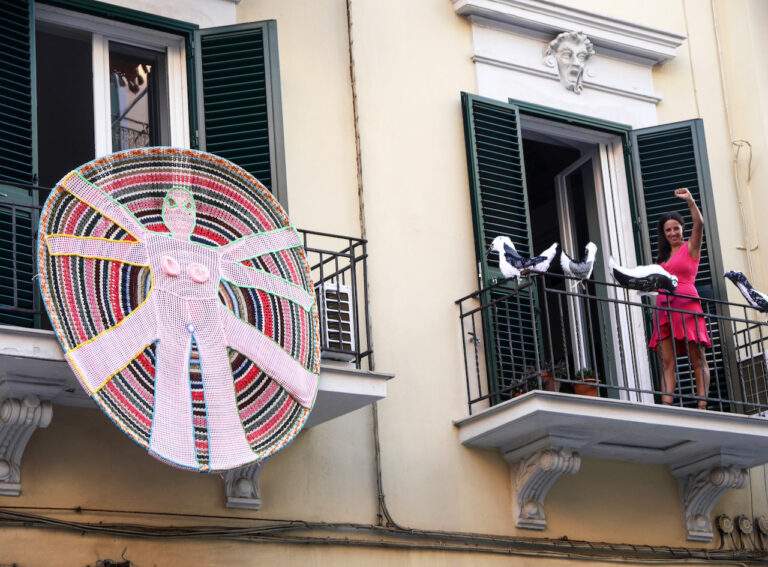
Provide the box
[674,464,746,542]
[224,461,264,510]
[671,452,750,542]
[0,396,53,496]
[505,446,581,530]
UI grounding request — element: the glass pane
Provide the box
[110,43,161,150]
[36,24,95,189]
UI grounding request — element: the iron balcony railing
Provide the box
[0,182,372,370]
[456,272,768,417]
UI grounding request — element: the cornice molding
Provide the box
[454,0,685,64]
[472,54,662,104]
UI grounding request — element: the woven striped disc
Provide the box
[38,147,320,472]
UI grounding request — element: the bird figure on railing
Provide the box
[488,236,558,281]
[560,242,597,288]
[609,257,678,294]
[724,270,768,313]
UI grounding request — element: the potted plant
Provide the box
[522,361,560,393]
[573,368,599,397]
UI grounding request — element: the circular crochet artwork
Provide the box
[38,147,320,472]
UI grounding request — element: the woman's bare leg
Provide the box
[657,336,677,405]
[689,342,710,409]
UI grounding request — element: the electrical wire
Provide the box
[0,507,765,564]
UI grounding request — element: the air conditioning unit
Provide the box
[316,283,356,362]
[739,350,768,414]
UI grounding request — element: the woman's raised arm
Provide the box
[675,187,704,259]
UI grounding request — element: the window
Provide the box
[35,4,188,186]
[0,0,286,327]
[461,93,727,404]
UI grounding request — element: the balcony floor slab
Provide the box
[0,325,391,426]
[455,390,768,470]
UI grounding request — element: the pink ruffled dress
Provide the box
[648,242,711,354]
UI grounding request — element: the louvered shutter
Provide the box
[461,93,539,396]
[0,0,37,327]
[631,119,729,406]
[0,0,35,184]
[196,21,287,207]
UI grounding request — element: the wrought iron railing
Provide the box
[300,229,372,370]
[456,272,768,417]
[0,182,372,370]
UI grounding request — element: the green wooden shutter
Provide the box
[462,94,533,281]
[631,120,723,298]
[0,0,35,184]
[631,119,729,406]
[196,21,287,207]
[461,93,539,397]
[0,0,37,327]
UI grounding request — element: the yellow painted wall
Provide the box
[4,0,768,564]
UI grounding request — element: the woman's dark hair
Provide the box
[656,211,685,263]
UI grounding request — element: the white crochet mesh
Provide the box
[52,174,317,471]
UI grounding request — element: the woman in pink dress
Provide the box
[648,188,711,408]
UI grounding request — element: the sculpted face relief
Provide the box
[545,31,595,94]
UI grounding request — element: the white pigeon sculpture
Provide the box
[488,236,520,281]
[724,270,768,313]
[488,237,558,281]
[560,242,597,286]
[609,257,678,294]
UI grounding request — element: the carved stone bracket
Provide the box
[505,447,581,530]
[224,461,264,510]
[0,396,53,496]
[677,465,746,542]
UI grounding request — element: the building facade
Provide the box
[2,0,768,564]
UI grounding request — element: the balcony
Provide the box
[0,182,390,505]
[454,273,768,541]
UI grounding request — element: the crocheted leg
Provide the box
[188,299,257,471]
[67,298,157,393]
[218,303,318,408]
[149,294,197,469]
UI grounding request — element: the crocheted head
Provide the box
[163,187,197,239]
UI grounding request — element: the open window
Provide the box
[461,93,726,405]
[0,0,286,327]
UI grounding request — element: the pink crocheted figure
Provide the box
[47,172,317,470]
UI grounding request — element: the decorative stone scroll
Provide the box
[678,465,746,542]
[0,396,53,496]
[506,446,581,530]
[38,148,321,473]
[224,461,264,510]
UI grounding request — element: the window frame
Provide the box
[462,93,726,405]
[35,3,190,155]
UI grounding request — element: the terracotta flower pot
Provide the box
[540,370,556,392]
[573,377,599,397]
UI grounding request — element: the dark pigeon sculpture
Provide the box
[724,270,768,313]
[609,257,678,294]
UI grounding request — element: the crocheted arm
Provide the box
[218,303,317,408]
[220,263,315,311]
[60,171,147,239]
[67,298,157,394]
[46,235,149,266]
[222,227,302,263]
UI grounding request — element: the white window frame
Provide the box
[520,115,654,403]
[36,4,190,156]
